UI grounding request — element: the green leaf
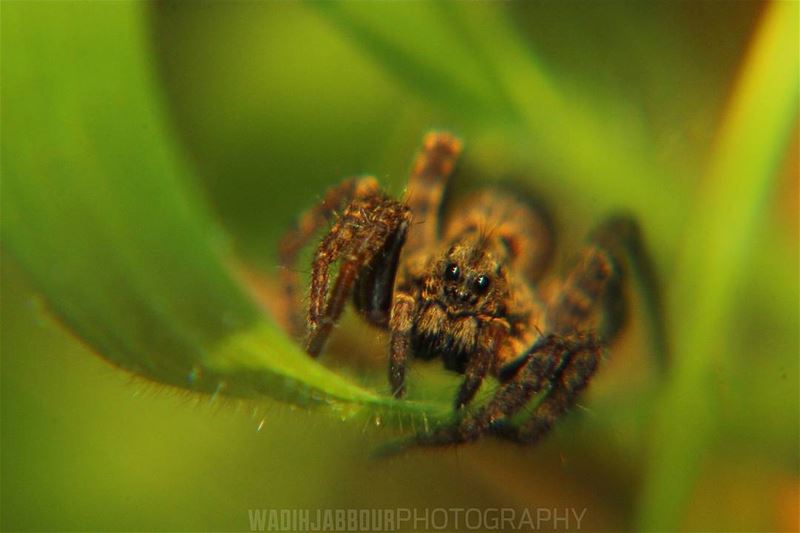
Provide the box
[1,1,450,427]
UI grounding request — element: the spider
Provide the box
[278,132,663,448]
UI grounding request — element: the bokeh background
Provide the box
[2,1,797,532]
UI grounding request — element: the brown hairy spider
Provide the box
[278,132,662,448]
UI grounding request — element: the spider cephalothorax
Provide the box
[405,238,512,369]
[278,132,662,448]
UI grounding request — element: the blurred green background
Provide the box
[2,1,797,532]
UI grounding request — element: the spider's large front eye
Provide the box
[473,274,491,294]
[444,262,460,281]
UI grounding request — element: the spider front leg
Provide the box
[278,177,381,337]
[470,239,619,445]
[492,333,602,444]
[411,333,598,447]
[305,194,411,357]
[493,218,656,444]
[388,293,415,398]
[454,318,508,410]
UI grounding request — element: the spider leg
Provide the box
[306,197,411,357]
[588,215,668,370]
[278,177,380,337]
[546,245,616,336]
[403,131,462,253]
[410,334,569,447]
[492,333,602,444]
[548,216,666,366]
[485,223,645,445]
[388,293,415,397]
[454,318,508,410]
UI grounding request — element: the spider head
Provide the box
[435,239,509,316]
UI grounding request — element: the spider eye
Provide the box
[444,263,460,281]
[473,274,491,294]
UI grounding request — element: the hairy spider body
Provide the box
[278,132,661,448]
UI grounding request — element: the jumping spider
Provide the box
[278,132,662,448]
